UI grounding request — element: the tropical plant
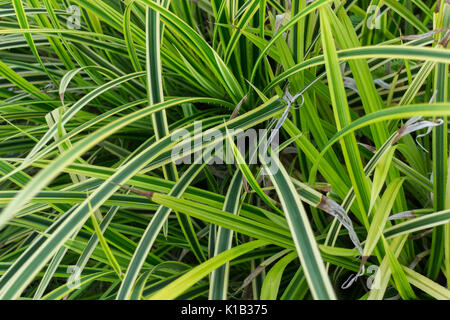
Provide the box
[0,0,449,300]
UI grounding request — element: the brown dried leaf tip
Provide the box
[435,0,450,14]
[229,94,248,120]
[318,195,363,255]
[110,181,154,201]
[360,255,369,271]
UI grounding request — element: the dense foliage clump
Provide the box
[0,0,449,300]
